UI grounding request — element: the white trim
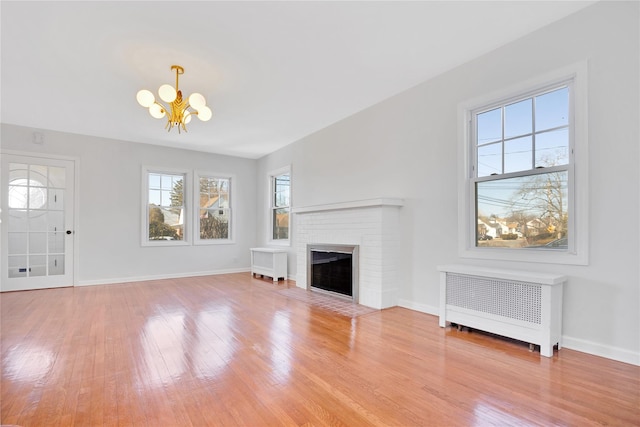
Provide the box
[457,61,589,265]
[76,268,251,286]
[562,335,640,367]
[141,166,191,247]
[193,170,236,245]
[437,264,566,285]
[397,299,439,316]
[293,198,404,214]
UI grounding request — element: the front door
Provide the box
[1,154,75,291]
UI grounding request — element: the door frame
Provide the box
[1,150,79,289]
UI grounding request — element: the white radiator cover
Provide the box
[438,264,566,357]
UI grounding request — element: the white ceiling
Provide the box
[1,1,594,159]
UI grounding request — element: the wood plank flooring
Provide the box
[1,273,638,426]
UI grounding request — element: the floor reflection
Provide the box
[193,306,236,380]
[136,304,238,389]
[2,343,54,383]
[473,401,531,426]
[138,311,187,388]
[269,311,292,382]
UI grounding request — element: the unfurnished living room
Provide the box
[1,1,639,426]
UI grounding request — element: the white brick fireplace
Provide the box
[293,198,403,309]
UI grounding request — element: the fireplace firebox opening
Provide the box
[307,244,359,302]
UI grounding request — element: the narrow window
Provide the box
[197,174,232,242]
[270,169,290,242]
[146,171,186,242]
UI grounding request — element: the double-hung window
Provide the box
[144,169,189,245]
[269,167,290,243]
[196,173,232,243]
[461,64,588,265]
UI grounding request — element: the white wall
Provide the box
[1,125,257,284]
[256,1,639,364]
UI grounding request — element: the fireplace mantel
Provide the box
[292,198,403,214]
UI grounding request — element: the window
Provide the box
[474,85,570,249]
[196,173,232,243]
[459,63,588,265]
[143,168,190,245]
[270,167,290,242]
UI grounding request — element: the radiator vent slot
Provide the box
[446,273,542,324]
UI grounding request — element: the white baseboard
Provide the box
[561,335,640,366]
[397,299,639,366]
[397,298,439,316]
[76,268,250,287]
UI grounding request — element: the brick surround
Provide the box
[293,199,403,309]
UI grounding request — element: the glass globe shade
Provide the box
[136,90,155,108]
[184,112,192,124]
[149,104,165,119]
[198,105,212,121]
[158,84,177,103]
[189,93,206,110]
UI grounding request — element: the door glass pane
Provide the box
[8,211,28,231]
[29,255,47,277]
[29,211,47,231]
[48,211,64,232]
[8,184,29,209]
[29,233,47,254]
[9,163,28,181]
[48,255,65,276]
[28,187,47,209]
[48,166,66,188]
[48,189,64,210]
[48,232,65,253]
[8,256,27,278]
[8,233,27,254]
[30,165,48,185]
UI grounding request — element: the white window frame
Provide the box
[193,171,235,245]
[457,62,589,265]
[141,166,191,247]
[268,165,291,246]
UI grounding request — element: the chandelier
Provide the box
[136,65,212,133]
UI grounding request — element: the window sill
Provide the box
[459,246,588,266]
[194,239,236,246]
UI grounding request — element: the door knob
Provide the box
[66,230,72,235]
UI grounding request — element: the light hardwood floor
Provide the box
[1,273,638,426]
